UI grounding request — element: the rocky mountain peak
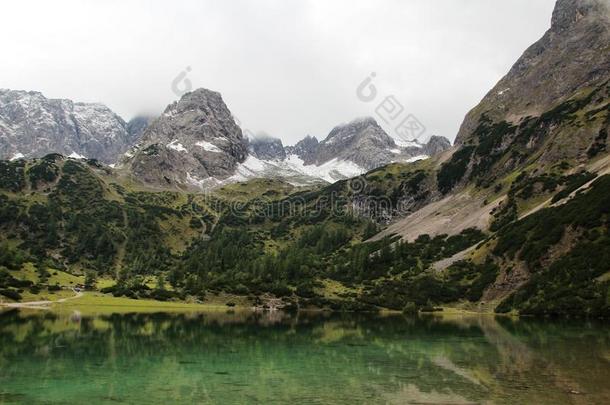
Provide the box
[285,135,319,164]
[455,0,610,145]
[248,133,286,160]
[421,135,452,156]
[323,117,390,145]
[126,115,153,144]
[123,88,248,187]
[0,89,131,163]
[162,88,221,118]
[551,0,609,34]
[315,117,398,170]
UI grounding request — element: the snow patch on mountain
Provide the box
[167,140,187,152]
[392,137,422,148]
[68,152,86,159]
[195,140,222,153]
[405,155,428,163]
[9,152,24,161]
[285,155,365,182]
[226,153,366,185]
[217,150,431,188]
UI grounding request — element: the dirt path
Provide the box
[519,197,552,220]
[1,290,83,310]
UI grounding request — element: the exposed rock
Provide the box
[300,118,449,171]
[0,89,131,164]
[455,0,610,145]
[0,86,450,187]
[422,135,452,156]
[122,88,248,187]
[374,0,610,244]
[284,135,318,164]
[248,134,286,160]
[261,119,451,184]
[315,117,398,170]
[126,115,152,144]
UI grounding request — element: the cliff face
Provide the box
[288,118,450,171]
[455,0,610,145]
[284,135,319,165]
[126,116,152,145]
[123,89,248,187]
[314,118,399,170]
[249,135,286,161]
[376,0,610,243]
[0,89,132,164]
[422,136,452,156]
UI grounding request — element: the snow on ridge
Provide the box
[284,154,365,183]
[9,152,25,161]
[186,172,225,189]
[186,172,206,188]
[202,150,430,189]
[233,155,268,178]
[195,140,221,153]
[68,151,86,159]
[68,152,87,159]
[226,149,437,186]
[68,152,86,159]
[405,155,428,163]
[167,140,187,152]
[392,137,422,148]
[72,103,126,140]
[228,153,366,184]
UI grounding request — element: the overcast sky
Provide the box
[1,0,556,144]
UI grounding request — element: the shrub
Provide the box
[402,302,418,315]
[29,284,41,294]
[0,289,22,301]
[437,146,475,194]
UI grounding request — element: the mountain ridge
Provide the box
[0,87,450,187]
[0,89,135,164]
[456,0,610,145]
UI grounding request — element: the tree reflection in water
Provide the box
[0,309,608,404]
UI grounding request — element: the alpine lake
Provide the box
[1,307,609,404]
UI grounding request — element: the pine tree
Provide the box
[84,271,97,290]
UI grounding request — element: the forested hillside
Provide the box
[0,151,608,316]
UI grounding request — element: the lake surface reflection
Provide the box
[0,309,609,404]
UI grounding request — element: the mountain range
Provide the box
[0,88,450,187]
[0,89,143,164]
[0,0,608,316]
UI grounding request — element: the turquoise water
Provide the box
[0,309,609,404]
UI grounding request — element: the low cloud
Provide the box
[0,0,555,144]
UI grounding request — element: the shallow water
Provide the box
[0,309,609,404]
